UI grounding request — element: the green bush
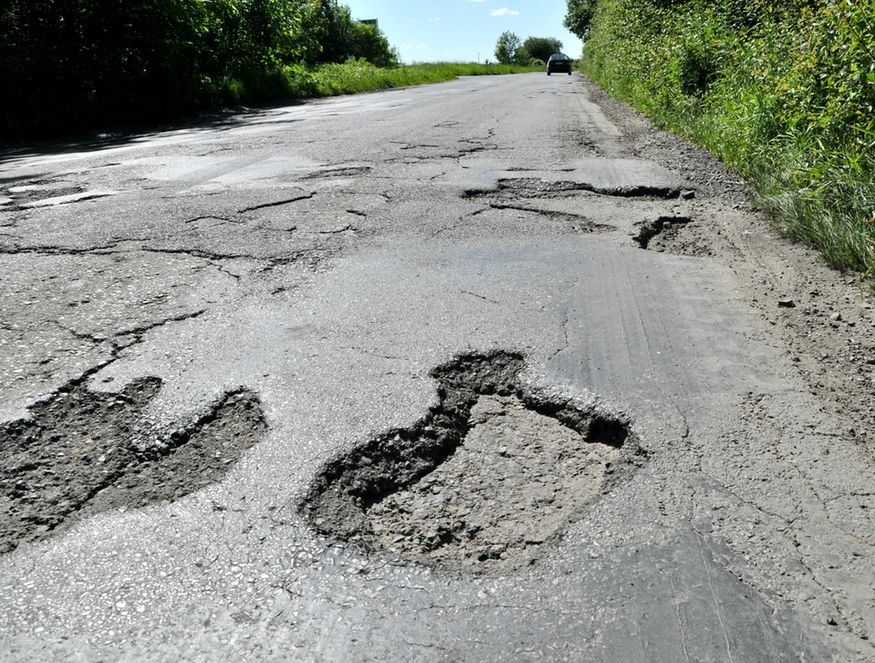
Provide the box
[573,0,875,275]
[677,38,719,96]
[0,0,398,138]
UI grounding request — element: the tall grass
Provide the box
[209,60,541,111]
[310,60,542,96]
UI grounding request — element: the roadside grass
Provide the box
[581,0,875,278]
[315,61,542,95]
[218,60,542,102]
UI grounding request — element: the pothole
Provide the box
[632,214,714,256]
[300,165,372,179]
[633,215,693,249]
[3,181,86,209]
[479,203,614,234]
[465,177,681,200]
[300,351,644,574]
[0,377,266,553]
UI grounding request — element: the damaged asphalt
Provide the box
[0,73,873,661]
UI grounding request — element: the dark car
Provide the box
[546,53,573,76]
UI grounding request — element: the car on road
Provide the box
[547,53,573,76]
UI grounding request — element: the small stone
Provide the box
[778,298,796,308]
[680,189,696,200]
[830,312,842,322]
[827,616,838,626]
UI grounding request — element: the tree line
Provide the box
[0,0,397,138]
[493,34,564,66]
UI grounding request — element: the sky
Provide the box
[342,0,581,64]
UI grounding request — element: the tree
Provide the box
[348,21,398,68]
[523,37,563,62]
[302,0,397,67]
[564,0,597,38]
[0,0,400,137]
[514,46,532,65]
[494,31,522,64]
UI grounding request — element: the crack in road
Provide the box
[0,242,124,256]
[316,224,356,235]
[184,215,238,225]
[115,309,207,343]
[459,290,501,305]
[237,192,315,214]
[141,246,314,267]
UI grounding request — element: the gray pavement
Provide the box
[0,73,873,661]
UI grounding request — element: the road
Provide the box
[1,73,873,661]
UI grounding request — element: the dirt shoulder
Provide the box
[581,75,875,452]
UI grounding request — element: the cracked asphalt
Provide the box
[1,73,874,661]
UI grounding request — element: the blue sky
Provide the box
[342,0,581,64]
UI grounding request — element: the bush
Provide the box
[523,37,563,62]
[0,0,399,138]
[574,0,875,275]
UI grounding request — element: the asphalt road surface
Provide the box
[1,73,873,661]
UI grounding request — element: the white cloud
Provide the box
[491,8,520,16]
[470,0,487,2]
[428,17,441,22]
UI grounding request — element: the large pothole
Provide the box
[0,377,266,553]
[633,214,715,256]
[633,215,693,249]
[465,177,682,200]
[301,351,644,574]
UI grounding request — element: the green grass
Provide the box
[313,61,542,95]
[581,0,875,278]
[217,60,542,103]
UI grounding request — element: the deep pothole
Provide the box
[0,377,266,553]
[633,215,693,249]
[300,351,644,574]
[465,177,681,200]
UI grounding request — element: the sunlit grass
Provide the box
[217,59,543,109]
[310,60,542,96]
[581,0,875,278]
